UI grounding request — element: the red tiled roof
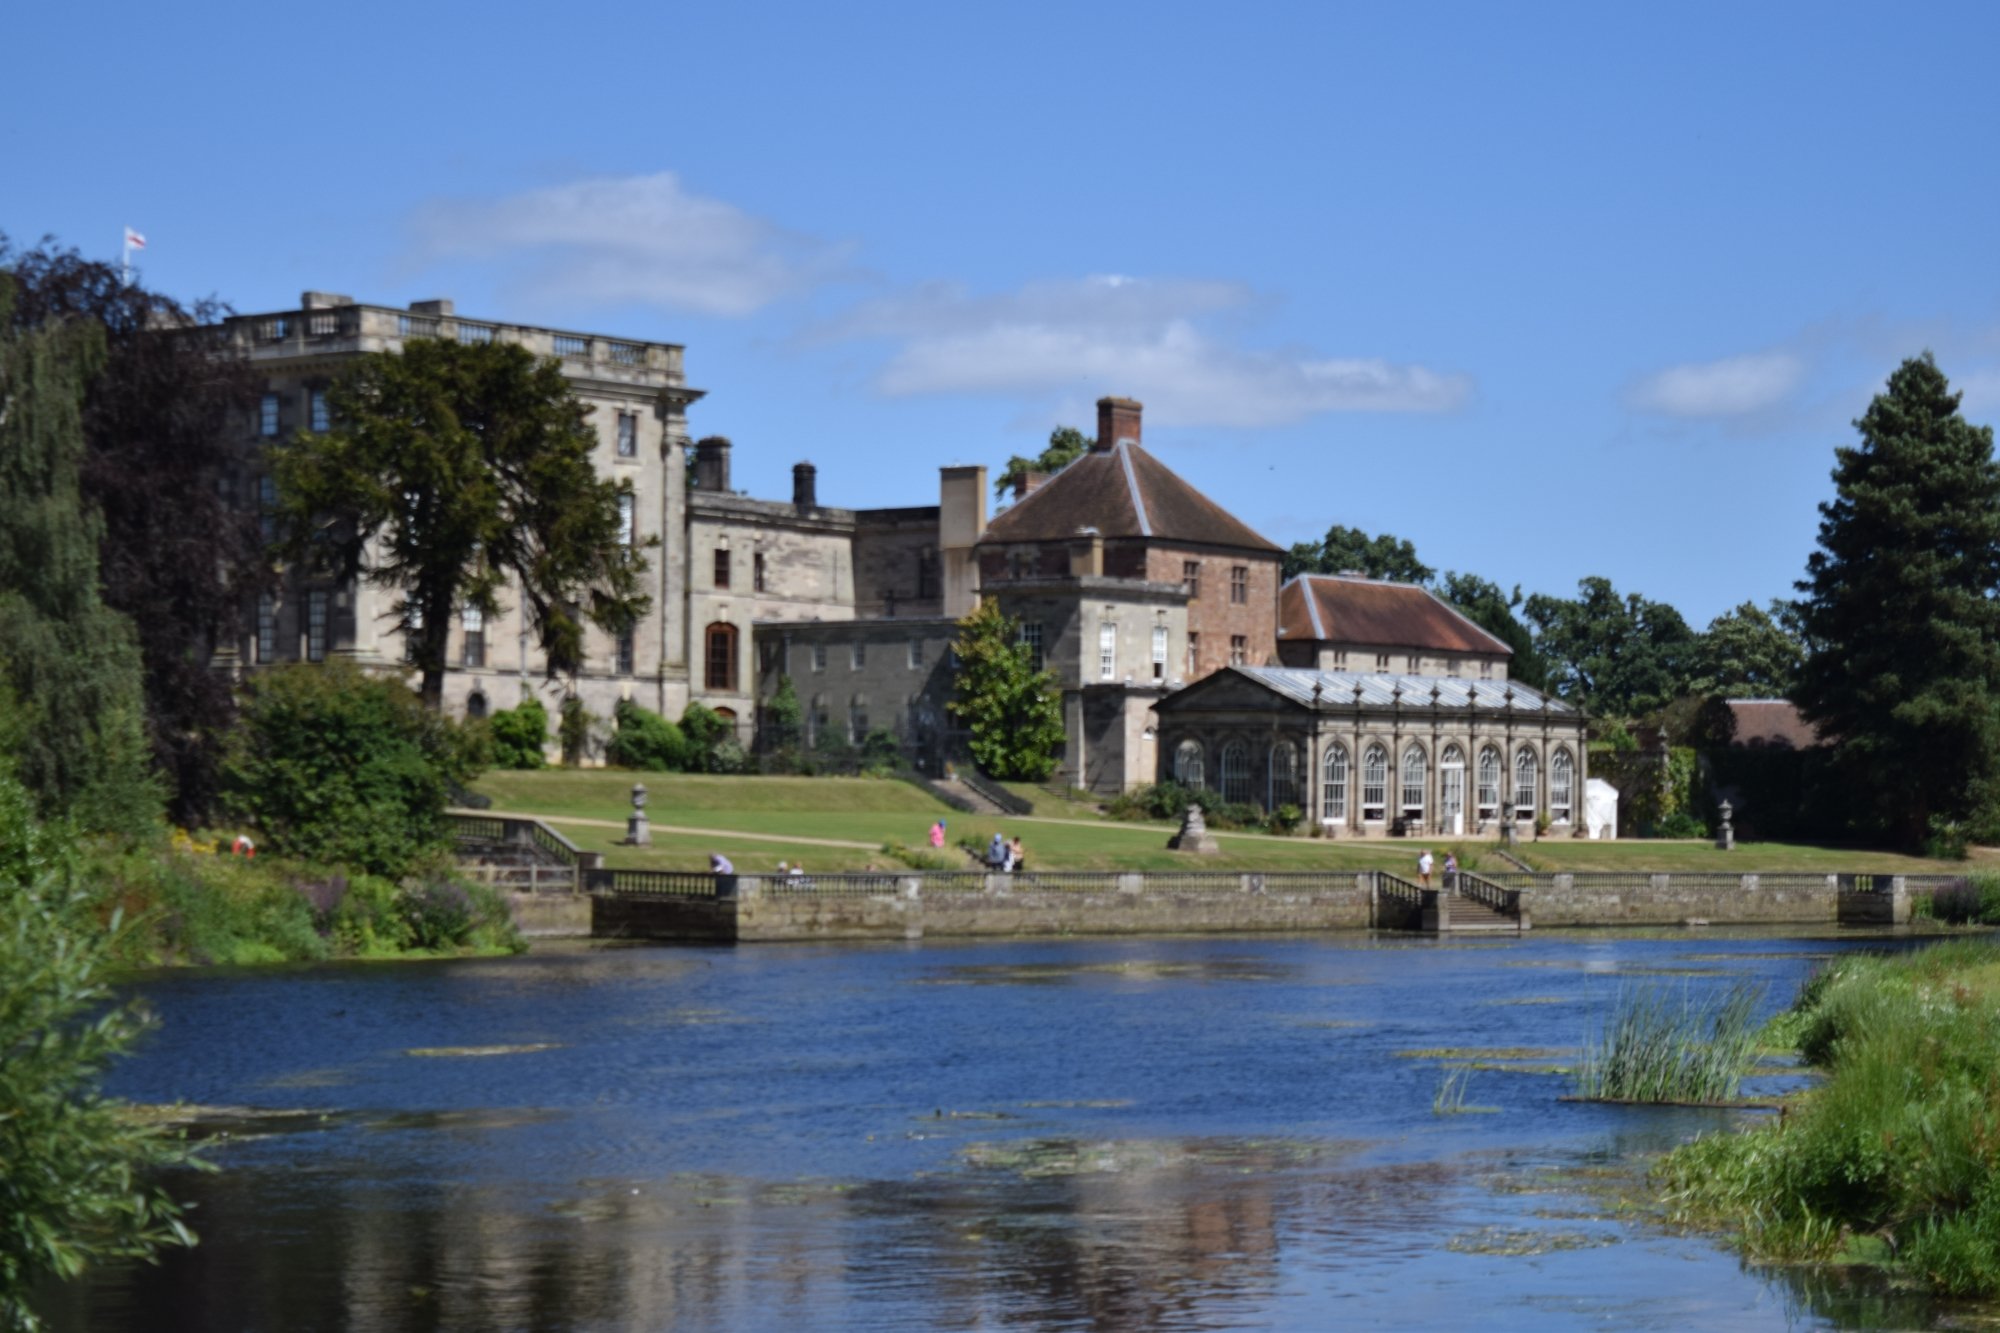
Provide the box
[1726,700,1822,750]
[1278,575,1512,655]
[980,440,1280,553]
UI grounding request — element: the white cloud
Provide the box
[816,276,1471,427]
[1629,350,1808,418]
[410,172,849,317]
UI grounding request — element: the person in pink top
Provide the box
[928,819,946,849]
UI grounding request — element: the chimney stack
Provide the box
[793,461,818,508]
[1095,396,1142,452]
[692,436,732,492]
[1013,469,1048,501]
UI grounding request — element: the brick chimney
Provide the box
[793,461,818,508]
[1095,396,1142,452]
[1013,469,1048,501]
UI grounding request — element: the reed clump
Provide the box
[1573,982,1762,1104]
[1657,940,2000,1296]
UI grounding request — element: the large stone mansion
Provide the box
[228,292,1587,829]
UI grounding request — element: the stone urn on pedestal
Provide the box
[1168,802,1221,854]
[624,782,651,847]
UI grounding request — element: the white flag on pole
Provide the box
[123,227,147,250]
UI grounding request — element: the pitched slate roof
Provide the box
[1278,574,1512,655]
[980,440,1281,552]
[1221,666,1578,715]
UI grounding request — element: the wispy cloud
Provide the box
[1628,350,1808,418]
[410,172,852,317]
[815,275,1471,428]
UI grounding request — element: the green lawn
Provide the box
[469,769,1992,876]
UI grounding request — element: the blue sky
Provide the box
[9,1,2000,627]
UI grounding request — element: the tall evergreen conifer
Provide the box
[0,277,158,834]
[1795,353,2000,847]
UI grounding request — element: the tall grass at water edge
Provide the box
[1657,939,2000,1296]
[1573,982,1763,1103]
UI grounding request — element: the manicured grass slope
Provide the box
[471,771,1990,874]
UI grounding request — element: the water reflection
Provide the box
[34,932,1978,1330]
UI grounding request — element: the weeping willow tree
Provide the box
[0,274,158,834]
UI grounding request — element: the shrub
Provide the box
[326,874,411,955]
[1924,814,1971,861]
[487,697,549,769]
[607,700,687,770]
[1266,803,1304,835]
[558,695,595,766]
[880,840,956,871]
[396,878,518,953]
[1105,782,1195,823]
[679,703,733,771]
[223,661,477,879]
[1652,809,1707,839]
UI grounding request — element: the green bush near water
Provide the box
[1658,940,2000,1296]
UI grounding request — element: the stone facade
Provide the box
[1152,667,1590,837]
[222,293,702,731]
[753,617,962,769]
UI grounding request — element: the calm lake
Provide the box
[39,930,1956,1330]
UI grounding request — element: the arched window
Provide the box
[1400,743,1427,822]
[1477,746,1501,820]
[809,693,829,745]
[1174,739,1205,789]
[704,622,738,691]
[848,694,869,743]
[1220,741,1251,805]
[1550,748,1575,822]
[1322,744,1349,822]
[465,690,488,720]
[1361,744,1388,822]
[1268,740,1298,811]
[1514,746,1539,819]
[1439,743,1465,827]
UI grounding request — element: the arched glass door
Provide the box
[1440,743,1466,835]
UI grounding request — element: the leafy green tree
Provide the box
[1524,576,1696,717]
[995,425,1090,500]
[268,339,651,710]
[486,696,549,769]
[1434,571,1549,691]
[0,770,200,1329]
[2,238,265,825]
[948,600,1065,781]
[1687,600,1803,699]
[0,272,159,835]
[1795,354,2000,846]
[1283,525,1434,583]
[222,660,479,877]
[761,674,802,753]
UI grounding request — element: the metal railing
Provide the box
[960,769,1036,816]
[1455,871,1523,918]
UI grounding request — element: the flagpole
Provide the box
[121,228,131,286]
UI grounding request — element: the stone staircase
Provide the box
[933,775,1007,816]
[1441,893,1521,931]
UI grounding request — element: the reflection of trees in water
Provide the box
[43,1140,1478,1331]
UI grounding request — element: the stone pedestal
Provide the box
[1168,803,1221,854]
[1715,799,1734,851]
[624,782,652,847]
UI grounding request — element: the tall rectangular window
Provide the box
[1230,635,1248,666]
[306,590,328,662]
[616,628,635,675]
[1099,621,1117,681]
[1186,631,1200,676]
[713,547,730,587]
[811,643,827,672]
[259,393,279,436]
[256,594,276,662]
[307,388,328,432]
[753,552,767,592]
[1183,560,1201,598]
[1230,566,1248,604]
[616,411,637,457]
[460,607,485,668]
[851,641,866,669]
[1018,622,1044,673]
[908,638,923,668]
[1152,626,1168,679]
[1406,654,1420,672]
